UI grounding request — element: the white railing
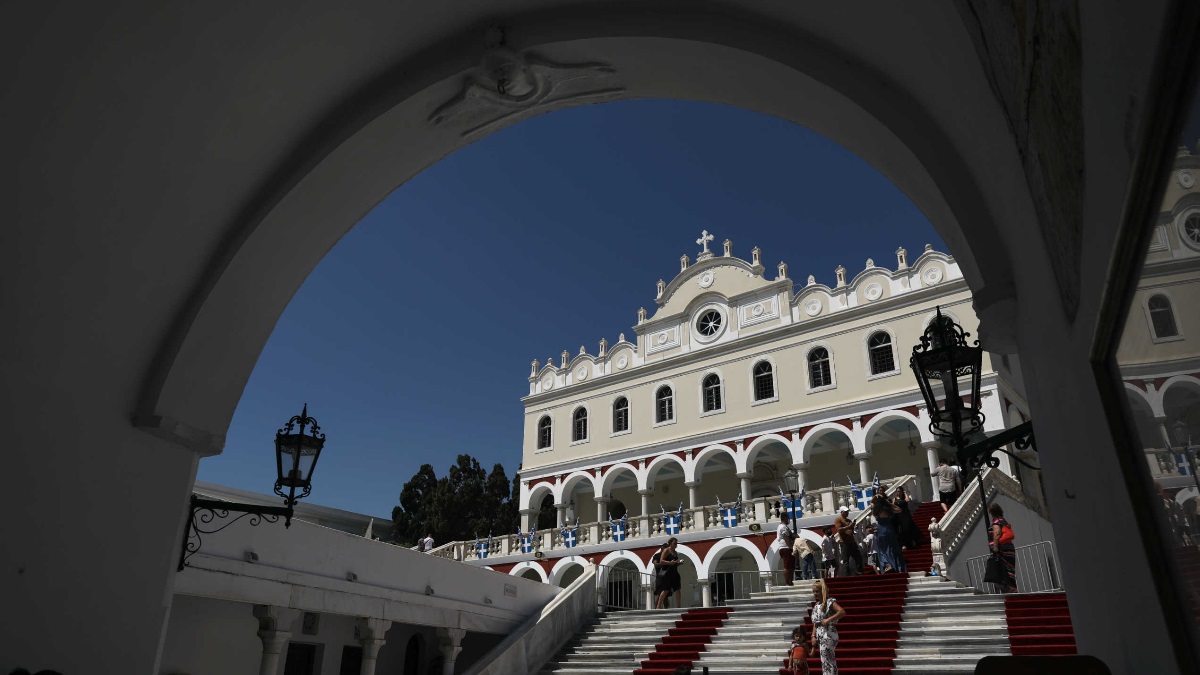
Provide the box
[964,540,1063,594]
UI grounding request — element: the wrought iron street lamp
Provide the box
[1171,418,1200,497]
[178,404,326,571]
[910,309,1038,527]
[781,467,801,538]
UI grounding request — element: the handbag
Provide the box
[983,553,1007,585]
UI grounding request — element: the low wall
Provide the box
[464,565,598,675]
[947,493,1057,587]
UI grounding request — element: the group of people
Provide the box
[783,579,846,675]
[776,487,923,584]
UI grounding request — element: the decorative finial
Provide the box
[561,351,569,368]
[618,333,626,342]
[530,359,539,377]
[835,265,847,287]
[776,261,788,280]
[1180,145,1192,158]
[598,338,608,356]
[696,230,715,259]
[579,345,587,355]
[656,279,665,298]
[866,258,874,268]
[723,239,732,256]
[925,243,933,252]
[680,254,690,272]
[807,274,816,286]
[751,246,762,267]
[896,247,908,270]
[637,307,647,324]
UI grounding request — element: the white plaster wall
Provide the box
[159,595,261,675]
[945,494,1058,590]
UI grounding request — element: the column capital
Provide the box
[921,440,942,449]
[593,496,610,504]
[356,617,391,640]
[685,480,701,488]
[520,508,538,516]
[638,488,655,496]
[736,472,753,479]
[694,577,711,586]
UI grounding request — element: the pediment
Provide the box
[653,258,774,319]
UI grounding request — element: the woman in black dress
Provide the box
[892,487,921,550]
[653,537,683,608]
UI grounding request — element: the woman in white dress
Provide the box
[810,579,845,675]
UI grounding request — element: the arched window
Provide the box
[808,348,832,388]
[1149,294,1180,338]
[868,331,895,375]
[537,416,552,449]
[613,397,630,433]
[753,361,775,400]
[702,373,723,412]
[572,407,588,442]
[656,386,675,423]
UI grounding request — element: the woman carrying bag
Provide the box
[983,503,1017,593]
[810,579,845,675]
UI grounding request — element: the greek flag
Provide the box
[608,513,627,542]
[717,495,742,528]
[853,486,875,511]
[518,528,535,554]
[778,487,803,522]
[661,503,684,536]
[475,533,491,559]
[560,521,579,548]
[872,472,881,493]
[1177,452,1193,476]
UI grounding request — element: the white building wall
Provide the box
[159,595,265,675]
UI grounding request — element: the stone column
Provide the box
[594,497,609,524]
[760,570,774,593]
[642,583,655,609]
[685,481,700,509]
[555,503,567,528]
[924,441,941,497]
[696,578,713,607]
[639,489,654,538]
[794,465,809,493]
[436,627,466,675]
[356,617,391,675]
[520,508,537,533]
[252,605,297,675]
[639,489,653,515]
[820,490,835,515]
[858,456,872,485]
[736,472,753,502]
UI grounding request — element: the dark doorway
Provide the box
[403,634,422,675]
[339,645,363,675]
[283,642,319,675]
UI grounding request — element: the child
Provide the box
[788,625,812,675]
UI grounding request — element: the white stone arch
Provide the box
[672,542,704,573]
[862,409,922,454]
[600,462,642,497]
[643,453,688,490]
[862,324,901,378]
[509,561,549,583]
[1123,382,1162,419]
[597,549,649,586]
[699,537,769,578]
[549,556,589,586]
[765,528,824,573]
[524,480,555,511]
[799,423,854,464]
[1176,487,1200,507]
[1160,375,1200,405]
[741,433,797,474]
[555,470,599,505]
[689,443,739,483]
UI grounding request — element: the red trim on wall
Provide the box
[860,412,879,426]
[900,405,919,418]
[742,436,757,448]
[832,418,853,430]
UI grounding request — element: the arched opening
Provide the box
[556,563,585,588]
[744,438,792,500]
[802,427,855,489]
[865,417,925,492]
[559,473,596,526]
[602,558,645,611]
[601,464,638,520]
[691,446,739,508]
[403,634,422,675]
[706,545,762,605]
[519,567,542,582]
[645,455,688,515]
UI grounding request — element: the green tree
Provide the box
[392,455,521,546]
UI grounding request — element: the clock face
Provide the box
[696,309,722,337]
[1185,214,1200,250]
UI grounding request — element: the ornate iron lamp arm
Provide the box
[177,495,294,571]
[958,421,1039,472]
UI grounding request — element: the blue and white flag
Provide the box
[475,532,492,559]
[560,521,579,548]
[852,486,875,511]
[661,503,684,536]
[717,495,743,528]
[517,528,536,554]
[608,513,628,542]
[778,487,803,521]
[872,472,882,493]
[1176,452,1193,476]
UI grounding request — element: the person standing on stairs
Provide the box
[987,503,1018,593]
[788,625,812,675]
[820,527,838,578]
[810,579,844,675]
[833,506,863,576]
[795,536,819,580]
[652,537,684,609]
[778,511,797,585]
[872,495,907,573]
[892,487,921,550]
[932,458,959,514]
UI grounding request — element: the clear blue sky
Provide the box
[198,99,946,517]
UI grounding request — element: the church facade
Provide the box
[446,234,1032,605]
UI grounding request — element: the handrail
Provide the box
[964,540,1063,594]
[936,467,1048,563]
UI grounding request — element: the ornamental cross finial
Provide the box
[696,230,714,254]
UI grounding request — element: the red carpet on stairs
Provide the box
[632,607,732,675]
[1004,593,1078,656]
[776,573,910,675]
[900,502,944,574]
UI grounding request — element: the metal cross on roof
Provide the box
[696,230,714,254]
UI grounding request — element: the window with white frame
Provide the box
[537,416,552,449]
[613,397,630,433]
[656,385,675,423]
[868,331,896,375]
[702,373,723,412]
[753,361,775,400]
[572,407,588,442]
[1148,294,1180,338]
[808,348,832,388]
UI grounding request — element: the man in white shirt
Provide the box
[420,533,435,553]
[820,526,838,578]
[776,512,796,585]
